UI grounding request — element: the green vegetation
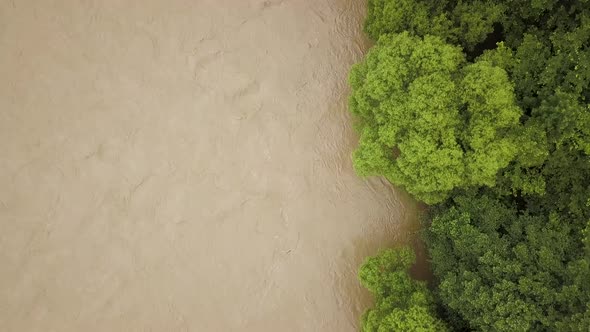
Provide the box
[364,0,504,51]
[359,248,449,331]
[349,32,537,204]
[427,195,590,331]
[352,0,590,331]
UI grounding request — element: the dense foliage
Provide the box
[364,0,504,51]
[427,194,590,331]
[349,32,537,204]
[352,0,590,331]
[358,248,449,331]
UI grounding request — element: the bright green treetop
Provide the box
[349,32,531,204]
[359,248,448,332]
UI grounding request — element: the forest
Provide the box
[350,0,590,330]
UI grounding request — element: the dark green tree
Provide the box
[426,194,590,331]
[364,0,455,42]
[364,0,505,51]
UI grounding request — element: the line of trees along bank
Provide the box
[350,1,590,331]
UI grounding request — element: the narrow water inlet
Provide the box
[0,1,424,331]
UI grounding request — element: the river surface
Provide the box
[0,1,425,331]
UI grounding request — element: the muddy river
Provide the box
[0,0,425,331]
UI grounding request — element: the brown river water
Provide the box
[0,1,426,331]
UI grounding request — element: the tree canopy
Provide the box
[427,194,590,331]
[364,0,504,51]
[351,0,590,330]
[358,248,449,332]
[349,32,536,204]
